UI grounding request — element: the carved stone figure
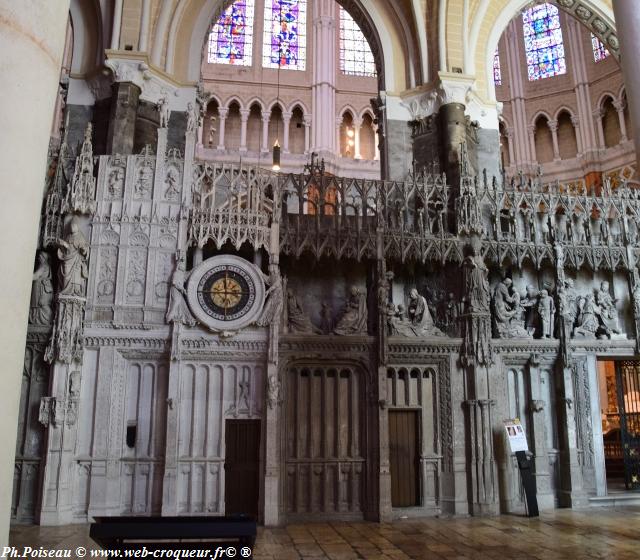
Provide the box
[257,267,284,327]
[165,166,180,200]
[521,285,540,335]
[492,278,530,338]
[462,237,490,314]
[575,294,599,337]
[595,281,621,336]
[55,220,89,297]
[285,289,317,334]
[406,289,443,336]
[558,278,578,336]
[107,167,124,198]
[135,162,153,198]
[334,286,368,335]
[166,259,196,326]
[267,374,280,409]
[537,289,555,338]
[29,252,54,325]
[186,102,199,133]
[157,96,170,128]
[208,116,216,147]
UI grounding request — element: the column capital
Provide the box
[218,107,229,119]
[353,116,364,128]
[547,119,558,133]
[570,115,580,128]
[239,108,251,121]
[303,115,312,126]
[282,111,292,121]
[261,114,271,124]
[527,124,536,136]
[613,99,627,113]
[593,108,605,120]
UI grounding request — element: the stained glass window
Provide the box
[522,3,566,81]
[262,0,307,71]
[592,33,610,62]
[339,7,376,77]
[207,0,255,66]
[493,50,502,86]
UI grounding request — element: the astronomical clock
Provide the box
[186,255,266,332]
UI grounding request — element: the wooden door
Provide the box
[388,410,419,507]
[225,420,260,518]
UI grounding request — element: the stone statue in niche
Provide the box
[390,289,443,337]
[284,289,318,334]
[334,286,368,335]
[537,289,555,338]
[135,162,153,198]
[165,166,180,200]
[595,281,621,336]
[66,123,96,215]
[166,258,196,326]
[29,251,54,325]
[208,116,216,147]
[491,278,530,338]
[54,220,89,297]
[558,278,578,337]
[461,237,490,314]
[575,294,600,337]
[157,96,170,128]
[107,167,124,198]
[521,285,540,335]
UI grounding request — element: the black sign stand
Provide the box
[515,450,539,517]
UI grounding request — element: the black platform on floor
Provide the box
[90,515,256,554]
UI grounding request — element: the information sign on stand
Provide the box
[504,419,539,517]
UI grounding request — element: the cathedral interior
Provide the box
[4,0,640,553]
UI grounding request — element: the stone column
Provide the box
[571,116,583,155]
[282,111,292,154]
[353,116,363,160]
[239,109,250,153]
[373,124,381,161]
[593,108,606,149]
[217,107,228,150]
[506,127,515,166]
[261,114,270,153]
[139,0,151,52]
[107,82,141,155]
[439,102,467,191]
[0,1,70,545]
[527,124,537,166]
[303,116,312,154]
[311,2,336,154]
[111,0,124,49]
[548,119,561,161]
[614,99,629,142]
[336,117,343,156]
[613,0,640,164]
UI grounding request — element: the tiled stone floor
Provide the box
[10,507,640,559]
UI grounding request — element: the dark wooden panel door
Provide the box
[388,411,419,507]
[225,419,260,518]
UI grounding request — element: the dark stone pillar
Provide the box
[106,82,140,155]
[439,102,467,190]
[134,99,160,153]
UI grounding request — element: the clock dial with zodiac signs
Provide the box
[187,255,266,331]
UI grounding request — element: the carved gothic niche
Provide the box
[164,147,183,202]
[106,155,126,199]
[134,146,155,200]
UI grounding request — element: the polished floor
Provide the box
[10,507,640,559]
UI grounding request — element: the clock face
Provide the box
[187,255,266,331]
[197,265,256,322]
